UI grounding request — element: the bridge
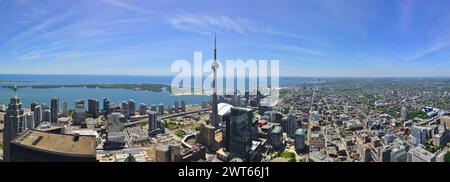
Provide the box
[124,107,210,127]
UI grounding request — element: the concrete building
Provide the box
[168,143,182,162]
[309,133,325,150]
[120,101,129,117]
[433,124,449,147]
[33,105,42,127]
[380,146,392,162]
[411,125,428,146]
[390,146,408,162]
[259,103,272,116]
[158,103,164,115]
[270,126,283,150]
[154,144,170,162]
[105,112,126,149]
[3,94,26,162]
[128,99,136,116]
[198,123,217,151]
[10,130,97,162]
[62,101,68,117]
[181,100,186,112]
[25,112,34,129]
[440,116,450,127]
[401,107,408,122]
[139,103,147,116]
[285,113,297,139]
[408,146,436,162]
[50,97,59,123]
[31,102,38,112]
[150,104,157,112]
[148,111,164,137]
[174,100,180,113]
[43,109,51,123]
[103,98,111,117]
[74,99,86,125]
[295,128,306,152]
[88,98,100,118]
[201,101,209,109]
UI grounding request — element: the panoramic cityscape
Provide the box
[1,0,450,164]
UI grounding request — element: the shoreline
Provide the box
[1,83,170,93]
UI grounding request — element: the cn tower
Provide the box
[211,33,219,127]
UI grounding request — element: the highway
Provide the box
[124,107,210,127]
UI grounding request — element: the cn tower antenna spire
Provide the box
[214,32,217,61]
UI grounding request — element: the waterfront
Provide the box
[0,75,205,109]
[0,74,316,109]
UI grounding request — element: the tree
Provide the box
[445,152,450,162]
[407,110,427,120]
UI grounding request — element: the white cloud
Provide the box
[281,45,322,55]
[168,13,330,48]
[169,13,257,35]
[407,41,450,60]
[8,16,62,45]
[99,0,152,14]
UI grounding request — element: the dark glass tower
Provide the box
[229,107,254,160]
[50,97,59,123]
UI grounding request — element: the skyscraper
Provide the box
[401,107,408,122]
[62,101,68,117]
[211,33,219,127]
[88,98,100,118]
[222,113,231,151]
[139,103,147,116]
[103,98,111,117]
[411,125,428,145]
[148,111,163,137]
[150,104,157,112]
[174,100,180,113]
[158,103,165,115]
[128,99,136,116]
[43,109,51,123]
[270,126,283,150]
[120,101,128,117]
[181,100,186,112]
[50,97,59,123]
[74,99,86,125]
[25,112,34,129]
[198,123,217,151]
[229,107,254,160]
[33,105,42,127]
[295,129,306,152]
[3,87,25,162]
[31,102,38,112]
[286,113,297,139]
[106,112,126,149]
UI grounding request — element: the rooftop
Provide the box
[271,126,282,134]
[295,128,305,136]
[12,130,96,156]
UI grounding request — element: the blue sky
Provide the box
[1,0,450,77]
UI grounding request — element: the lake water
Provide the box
[0,74,314,109]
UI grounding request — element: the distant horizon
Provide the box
[1,73,450,79]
